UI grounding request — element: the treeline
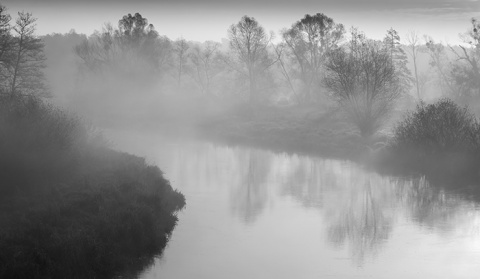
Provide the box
[66,13,479,105]
[39,12,478,137]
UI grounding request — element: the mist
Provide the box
[1,1,480,278]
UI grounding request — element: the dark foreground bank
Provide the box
[0,98,185,279]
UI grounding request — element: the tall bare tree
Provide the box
[228,16,274,104]
[0,5,12,96]
[324,29,403,138]
[172,38,190,90]
[406,31,421,100]
[5,12,47,99]
[188,41,221,96]
[383,28,412,94]
[282,13,345,103]
[449,18,480,99]
[0,5,11,64]
[424,37,456,95]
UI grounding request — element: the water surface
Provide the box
[109,130,480,279]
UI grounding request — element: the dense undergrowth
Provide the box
[0,97,185,279]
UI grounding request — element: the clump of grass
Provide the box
[0,97,185,278]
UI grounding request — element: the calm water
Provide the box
[109,130,480,279]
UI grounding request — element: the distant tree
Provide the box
[227,16,275,104]
[0,5,11,66]
[0,11,47,99]
[171,38,190,90]
[383,28,412,94]
[188,41,222,96]
[118,12,151,39]
[282,13,345,103]
[324,29,404,138]
[405,30,422,100]
[424,37,456,95]
[75,13,169,79]
[449,18,480,100]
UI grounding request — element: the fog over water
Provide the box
[1,0,479,277]
[108,130,480,279]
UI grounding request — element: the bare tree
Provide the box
[0,5,12,96]
[171,38,190,90]
[324,29,403,138]
[228,16,274,104]
[0,5,11,65]
[449,18,480,99]
[282,13,345,103]
[424,37,456,95]
[406,30,421,100]
[188,41,221,96]
[75,13,168,79]
[271,42,300,103]
[383,28,412,94]
[5,12,47,99]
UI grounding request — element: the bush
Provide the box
[392,98,478,155]
[386,98,480,178]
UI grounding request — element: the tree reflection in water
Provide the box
[163,142,478,265]
[230,150,270,224]
[325,176,394,265]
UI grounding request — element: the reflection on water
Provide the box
[107,132,480,279]
[230,150,270,224]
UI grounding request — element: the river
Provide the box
[108,130,480,279]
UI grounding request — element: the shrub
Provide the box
[392,98,478,155]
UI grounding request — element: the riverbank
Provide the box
[0,99,185,279]
[198,102,480,198]
[200,104,370,160]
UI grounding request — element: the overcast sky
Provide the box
[4,0,479,44]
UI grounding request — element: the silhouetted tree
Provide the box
[0,11,47,99]
[449,18,480,100]
[406,31,422,100]
[324,29,404,138]
[227,16,275,104]
[171,38,190,90]
[0,5,11,67]
[75,13,169,79]
[282,13,345,103]
[383,28,412,93]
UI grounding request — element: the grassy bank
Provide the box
[200,104,369,160]
[0,98,185,279]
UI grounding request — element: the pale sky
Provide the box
[4,0,479,44]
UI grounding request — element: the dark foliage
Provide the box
[392,98,478,154]
[0,98,185,278]
[386,98,480,178]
